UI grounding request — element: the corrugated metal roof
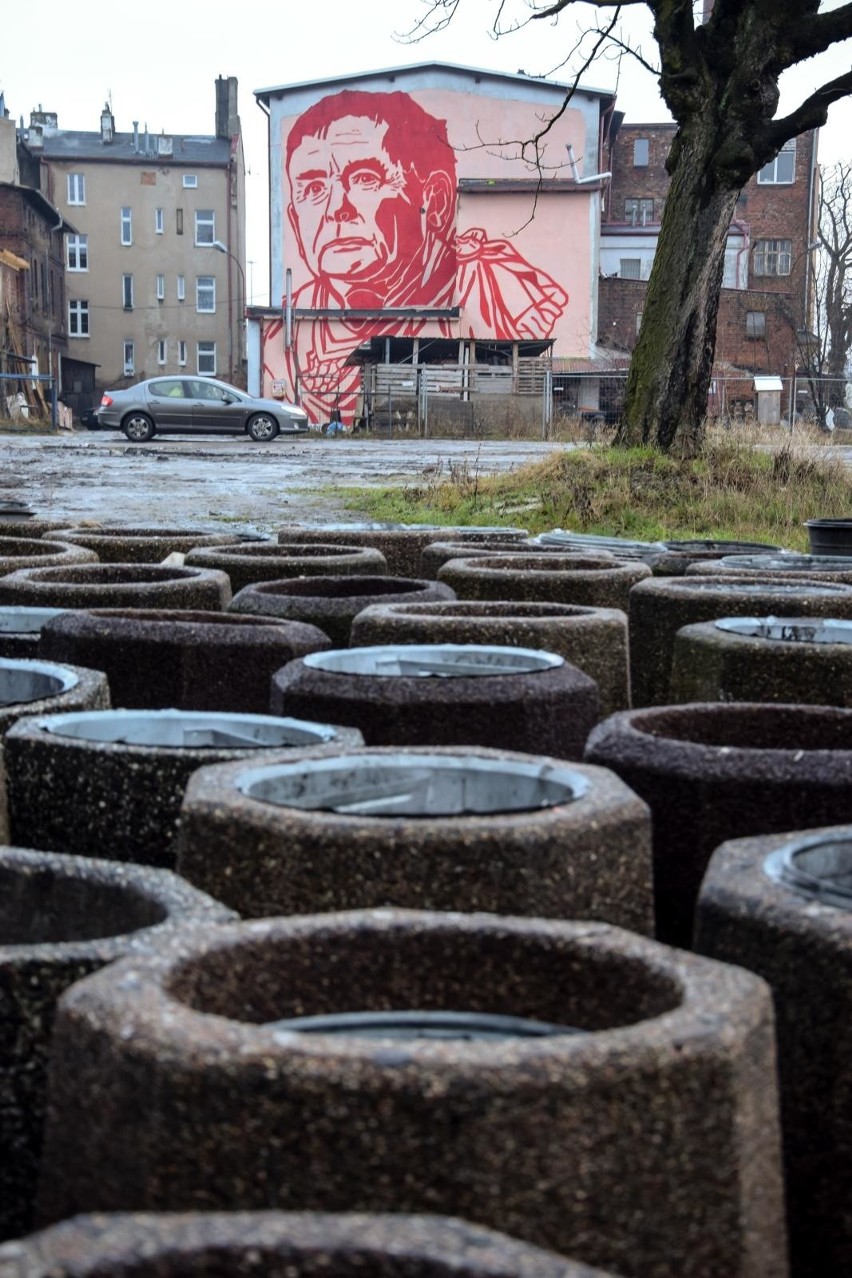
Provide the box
[552,356,632,374]
[24,131,231,166]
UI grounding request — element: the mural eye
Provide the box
[300,179,328,201]
[348,168,384,191]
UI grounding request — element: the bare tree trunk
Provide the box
[615,125,740,450]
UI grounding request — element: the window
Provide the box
[157,339,167,365]
[122,274,134,309]
[183,174,198,188]
[633,138,649,167]
[746,311,767,339]
[66,233,88,271]
[194,210,215,245]
[150,379,185,398]
[155,207,164,234]
[67,173,86,205]
[620,258,642,280]
[635,310,644,336]
[156,274,166,301]
[120,207,132,246]
[123,341,135,375]
[624,197,654,226]
[753,239,792,277]
[68,299,89,337]
[176,209,184,236]
[197,341,216,375]
[178,339,187,366]
[758,139,796,185]
[177,274,186,301]
[196,275,216,312]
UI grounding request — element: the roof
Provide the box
[552,356,632,374]
[21,130,232,167]
[255,61,615,106]
[0,181,76,232]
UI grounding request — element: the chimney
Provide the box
[215,75,239,139]
[29,108,58,135]
[133,120,139,152]
[100,103,115,143]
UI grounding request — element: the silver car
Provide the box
[98,376,310,443]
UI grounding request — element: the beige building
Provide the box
[17,77,245,394]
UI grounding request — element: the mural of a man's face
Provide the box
[287,114,425,285]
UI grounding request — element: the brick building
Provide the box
[598,119,819,408]
[0,111,76,411]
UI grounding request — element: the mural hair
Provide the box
[285,89,456,186]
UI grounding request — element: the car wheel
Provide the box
[122,413,156,443]
[247,414,279,443]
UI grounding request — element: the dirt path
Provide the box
[0,433,562,531]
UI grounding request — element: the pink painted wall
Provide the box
[262,83,596,423]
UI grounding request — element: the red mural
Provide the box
[271,89,569,425]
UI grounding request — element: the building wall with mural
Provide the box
[251,64,612,426]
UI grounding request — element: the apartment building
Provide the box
[17,77,245,399]
[598,120,819,382]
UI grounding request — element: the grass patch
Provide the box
[346,429,852,552]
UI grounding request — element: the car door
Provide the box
[146,378,193,431]
[186,380,245,433]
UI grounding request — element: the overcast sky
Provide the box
[3,0,850,305]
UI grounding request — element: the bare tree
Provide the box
[819,161,852,405]
[411,1,852,450]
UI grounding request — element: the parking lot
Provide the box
[0,431,563,530]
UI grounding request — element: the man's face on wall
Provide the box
[288,114,424,284]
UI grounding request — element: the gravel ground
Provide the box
[0,430,564,533]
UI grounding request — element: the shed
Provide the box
[753,375,783,426]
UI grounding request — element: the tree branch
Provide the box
[532,0,645,15]
[764,67,852,150]
[786,3,852,64]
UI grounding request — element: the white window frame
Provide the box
[619,258,642,280]
[67,173,86,205]
[122,274,134,310]
[753,239,792,277]
[197,341,216,375]
[66,233,88,272]
[196,275,216,313]
[155,207,165,234]
[123,341,135,376]
[194,210,215,246]
[177,274,186,302]
[157,339,167,365]
[68,299,89,337]
[120,207,132,246]
[182,174,198,188]
[156,274,166,301]
[758,139,796,185]
[178,339,187,366]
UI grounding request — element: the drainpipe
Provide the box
[731,219,751,288]
[225,161,235,381]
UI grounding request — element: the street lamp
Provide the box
[210,239,246,384]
